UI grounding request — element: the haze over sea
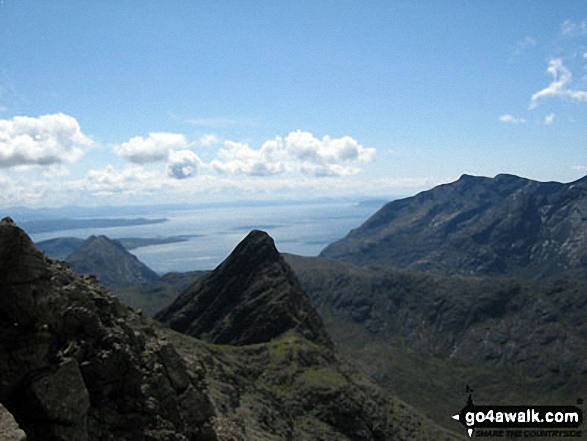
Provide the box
[27,200,381,273]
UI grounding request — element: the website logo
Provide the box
[451,392,583,438]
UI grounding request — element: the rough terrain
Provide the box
[0,218,461,440]
[322,174,587,279]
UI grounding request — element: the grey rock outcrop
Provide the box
[0,217,216,441]
[0,403,25,441]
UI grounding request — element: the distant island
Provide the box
[20,217,167,234]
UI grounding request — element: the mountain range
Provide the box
[37,235,196,315]
[322,174,587,279]
[0,217,459,440]
[4,173,586,439]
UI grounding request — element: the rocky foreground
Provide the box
[0,218,461,440]
[0,217,215,440]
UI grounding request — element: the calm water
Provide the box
[30,201,381,273]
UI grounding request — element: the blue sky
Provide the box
[0,1,586,207]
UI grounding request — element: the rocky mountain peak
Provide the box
[0,216,51,287]
[66,234,159,289]
[219,229,280,270]
[86,234,126,249]
[156,230,333,347]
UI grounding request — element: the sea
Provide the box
[27,200,384,274]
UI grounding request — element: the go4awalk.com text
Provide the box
[452,394,584,438]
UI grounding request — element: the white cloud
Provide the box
[561,19,587,36]
[42,165,71,178]
[544,113,556,125]
[0,172,82,207]
[113,132,187,164]
[0,173,35,206]
[284,131,376,164]
[0,113,90,168]
[530,58,587,109]
[572,165,587,171]
[211,141,285,176]
[498,114,527,124]
[0,128,381,206]
[84,165,164,195]
[167,149,202,179]
[210,131,375,178]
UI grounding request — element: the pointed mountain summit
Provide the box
[66,235,159,288]
[156,230,332,347]
[321,174,587,279]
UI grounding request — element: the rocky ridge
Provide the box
[321,174,587,279]
[116,270,207,317]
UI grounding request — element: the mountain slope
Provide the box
[286,253,587,430]
[155,228,462,440]
[0,218,462,440]
[156,230,332,347]
[66,235,160,288]
[167,328,462,441]
[321,174,587,279]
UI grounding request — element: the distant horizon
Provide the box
[2,193,390,214]
[1,2,586,207]
[16,200,381,273]
[2,171,586,212]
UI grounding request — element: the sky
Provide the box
[0,1,586,208]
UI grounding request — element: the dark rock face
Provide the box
[287,256,587,377]
[156,230,332,347]
[287,254,587,432]
[115,270,207,317]
[287,254,587,378]
[321,174,587,279]
[0,218,216,441]
[66,235,159,289]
